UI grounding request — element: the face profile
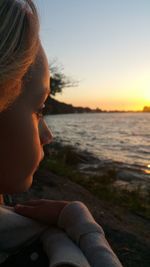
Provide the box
[0,46,53,194]
[0,0,53,195]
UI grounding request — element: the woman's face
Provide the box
[0,47,52,194]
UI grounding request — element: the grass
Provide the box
[40,143,150,219]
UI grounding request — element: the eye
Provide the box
[35,104,45,119]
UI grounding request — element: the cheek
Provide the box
[0,114,42,193]
[16,114,42,167]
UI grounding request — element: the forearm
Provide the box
[58,201,123,267]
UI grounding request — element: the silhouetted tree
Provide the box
[143,106,150,112]
[50,62,77,96]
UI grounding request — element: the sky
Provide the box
[35,0,150,111]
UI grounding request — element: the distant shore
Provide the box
[43,96,150,115]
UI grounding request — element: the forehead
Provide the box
[23,47,50,100]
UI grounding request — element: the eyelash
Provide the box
[35,104,45,119]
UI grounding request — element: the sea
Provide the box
[45,112,150,169]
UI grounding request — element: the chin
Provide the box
[21,175,34,192]
[9,175,33,194]
[0,168,35,194]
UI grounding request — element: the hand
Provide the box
[14,199,68,225]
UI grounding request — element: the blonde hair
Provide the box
[0,0,40,111]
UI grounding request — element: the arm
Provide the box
[15,199,123,266]
[58,201,123,267]
[15,199,68,225]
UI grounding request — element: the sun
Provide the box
[139,77,150,102]
[143,88,150,102]
[131,72,150,102]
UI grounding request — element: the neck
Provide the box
[0,195,4,204]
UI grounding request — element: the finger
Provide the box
[20,199,46,206]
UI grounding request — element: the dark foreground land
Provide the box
[11,142,150,267]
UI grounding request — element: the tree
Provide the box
[49,62,77,96]
[143,106,150,112]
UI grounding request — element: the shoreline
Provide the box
[46,141,150,197]
[44,96,150,115]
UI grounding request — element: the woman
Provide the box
[0,1,123,266]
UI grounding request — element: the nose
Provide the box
[39,119,53,146]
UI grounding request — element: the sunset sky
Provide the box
[36,0,150,110]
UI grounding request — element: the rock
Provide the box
[116,170,148,182]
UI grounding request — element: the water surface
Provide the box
[45,113,150,168]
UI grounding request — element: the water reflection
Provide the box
[144,165,150,174]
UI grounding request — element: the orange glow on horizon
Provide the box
[55,94,149,111]
[55,77,150,111]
